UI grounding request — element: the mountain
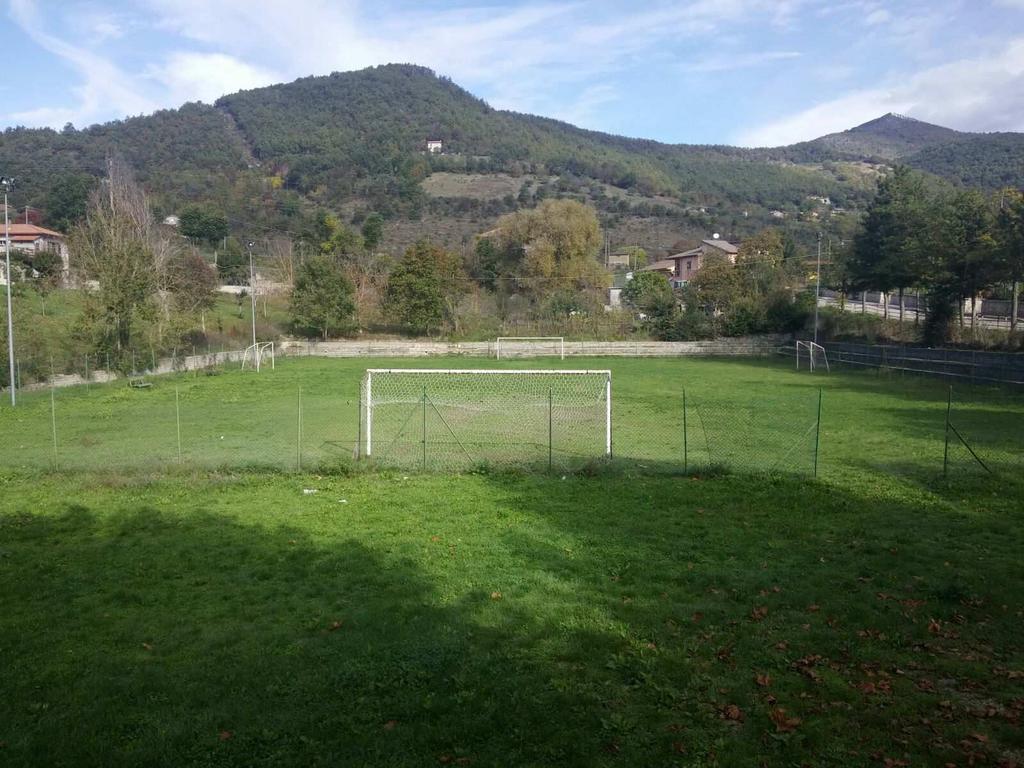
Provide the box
[787,113,963,161]
[1,65,1022,256]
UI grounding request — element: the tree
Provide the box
[43,173,93,233]
[851,167,936,321]
[995,188,1024,333]
[217,237,247,284]
[173,250,218,331]
[289,255,355,339]
[490,199,608,300]
[622,271,673,315]
[384,240,465,334]
[935,189,999,334]
[361,212,384,251]
[179,204,229,244]
[71,157,171,364]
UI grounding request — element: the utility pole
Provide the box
[814,231,822,346]
[247,240,257,348]
[1,177,16,406]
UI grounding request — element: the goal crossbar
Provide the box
[495,337,565,360]
[362,368,611,463]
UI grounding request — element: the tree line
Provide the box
[829,167,1024,342]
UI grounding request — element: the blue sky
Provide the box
[3,0,1024,146]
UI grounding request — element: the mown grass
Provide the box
[1,357,1022,766]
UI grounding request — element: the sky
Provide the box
[2,0,1024,147]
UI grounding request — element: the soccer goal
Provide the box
[495,336,565,360]
[796,340,830,372]
[241,341,275,372]
[361,368,611,470]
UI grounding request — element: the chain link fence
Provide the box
[0,358,1018,479]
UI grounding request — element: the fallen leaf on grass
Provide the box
[141,642,153,651]
[329,620,343,631]
[490,591,502,600]
[218,730,233,741]
[755,673,772,688]
[750,606,768,622]
[928,618,942,634]
[383,720,398,731]
[769,707,801,732]
[720,704,744,722]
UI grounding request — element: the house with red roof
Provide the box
[1,223,69,284]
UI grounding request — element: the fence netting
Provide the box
[360,369,610,471]
[0,359,1018,480]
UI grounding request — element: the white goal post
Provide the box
[241,341,276,372]
[796,341,829,372]
[495,337,565,360]
[361,368,611,468]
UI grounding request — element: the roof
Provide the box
[2,223,65,239]
[702,238,738,254]
[670,247,703,260]
[640,258,676,273]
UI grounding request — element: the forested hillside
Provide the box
[1,64,1021,255]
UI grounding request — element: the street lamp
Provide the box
[814,231,822,346]
[1,176,16,406]
[247,241,257,349]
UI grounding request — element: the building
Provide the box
[1,223,70,284]
[426,139,443,154]
[640,237,739,288]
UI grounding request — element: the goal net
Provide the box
[361,369,611,470]
[495,337,565,360]
[796,341,829,372]
[241,342,275,372]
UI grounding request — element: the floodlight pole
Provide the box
[2,179,16,406]
[814,231,822,346]
[247,241,257,348]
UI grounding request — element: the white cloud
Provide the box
[148,53,281,105]
[736,36,1024,146]
[5,0,157,127]
[865,8,891,25]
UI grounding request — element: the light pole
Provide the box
[814,231,822,346]
[1,176,16,406]
[247,241,257,348]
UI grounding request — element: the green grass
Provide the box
[1,357,1022,766]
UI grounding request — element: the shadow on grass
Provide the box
[1,471,1023,767]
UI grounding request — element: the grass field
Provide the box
[2,357,1023,766]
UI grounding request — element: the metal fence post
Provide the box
[296,386,303,471]
[50,388,58,470]
[943,385,952,476]
[356,393,362,460]
[175,386,182,464]
[422,386,427,471]
[548,387,553,472]
[813,387,822,478]
[683,387,688,473]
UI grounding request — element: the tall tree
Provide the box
[851,167,935,321]
[289,255,355,339]
[384,240,465,334]
[360,212,385,251]
[996,188,1024,333]
[71,157,169,362]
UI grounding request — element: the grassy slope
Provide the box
[1,357,1022,767]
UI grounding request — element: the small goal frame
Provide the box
[242,341,276,372]
[362,368,611,460]
[796,340,829,372]
[495,336,565,360]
